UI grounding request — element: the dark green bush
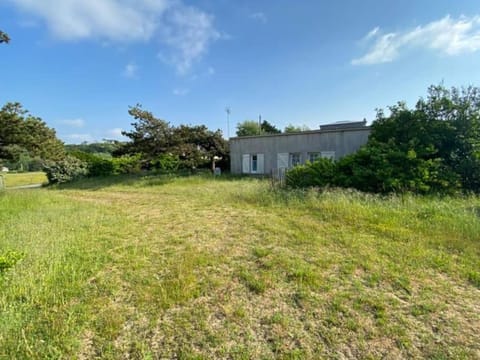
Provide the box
[152,153,180,172]
[112,155,142,174]
[43,156,88,184]
[70,151,114,176]
[286,158,336,188]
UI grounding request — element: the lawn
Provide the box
[1,171,48,188]
[0,174,479,359]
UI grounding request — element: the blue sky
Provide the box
[1,0,480,143]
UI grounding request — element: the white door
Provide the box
[242,154,250,173]
[257,153,265,174]
[277,153,289,169]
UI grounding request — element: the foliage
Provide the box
[0,103,65,169]
[236,120,262,136]
[236,120,282,136]
[120,104,173,161]
[43,156,88,184]
[70,151,113,176]
[112,155,142,174]
[65,141,122,157]
[119,104,228,170]
[286,158,336,188]
[284,124,310,133]
[152,153,181,172]
[287,85,480,194]
[260,120,281,134]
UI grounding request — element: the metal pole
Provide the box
[225,107,231,138]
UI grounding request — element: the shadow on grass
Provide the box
[52,170,251,191]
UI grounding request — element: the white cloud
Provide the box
[60,118,85,128]
[173,88,189,96]
[249,12,267,24]
[352,15,480,65]
[158,4,220,74]
[8,0,220,74]
[106,128,126,139]
[123,62,138,78]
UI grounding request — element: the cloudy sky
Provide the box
[1,0,480,143]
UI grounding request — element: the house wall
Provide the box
[229,128,371,174]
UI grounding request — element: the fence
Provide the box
[270,167,287,188]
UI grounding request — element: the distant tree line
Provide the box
[235,120,310,136]
[287,85,480,194]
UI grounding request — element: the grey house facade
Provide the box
[230,121,370,175]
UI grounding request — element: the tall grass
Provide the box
[1,175,479,358]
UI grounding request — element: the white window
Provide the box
[308,152,321,163]
[321,151,335,160]
[290,153,301,167]
[242,153,264,174]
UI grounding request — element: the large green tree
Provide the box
[119,104,228,169]
[120,104,173,160]
[0,103,65,168]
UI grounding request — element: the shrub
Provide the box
[112,155,142,174]
[286,158,336,188]
[70,151,114,177]
[43,156,88,184]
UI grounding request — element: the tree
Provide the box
[119,104,228,170]
[236,120,262,136]
[171,125,228,170]
[120,104,173,161]
[0,102,65,169]
[284,124,310,133]
[236,119,282,136]
[0,31,10,44]
[260,120,281,134]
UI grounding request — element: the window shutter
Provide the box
[277,153,289,169]
[257,154,264,174]
[242,154,250,173]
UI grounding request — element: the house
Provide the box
[229,120,370,175]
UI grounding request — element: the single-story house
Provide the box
[229,120,370,175]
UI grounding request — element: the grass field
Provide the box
[1,171,48,188]
[1,174,479,359]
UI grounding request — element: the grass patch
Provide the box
[2,171,47,188]
[0,174,479,358]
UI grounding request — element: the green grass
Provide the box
[1,171,47,188]
[1,174,479,358]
